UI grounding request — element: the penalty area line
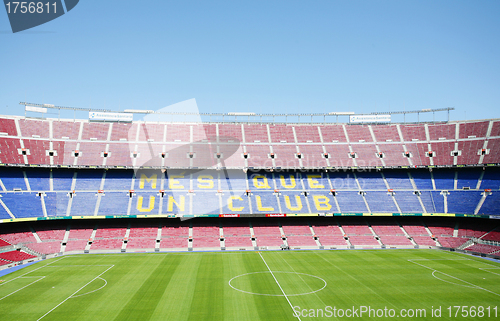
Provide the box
[0,257,67,287]
[258,252,301,321]
[36,265,114,321]
[0,276,46,301]
[408,259,500,297]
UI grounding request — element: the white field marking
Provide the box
[408,259,500,297]
[311,251,400,308]
[277,253,330,307]
[77,252,248,257]
[70,277,107,298]
[0,257,67,287]
[0,276,46,301]
[408,258,469,261]
[479,268,500,277]
[228,271,326,296]
[431,271,477,289]
[36,265,114,321]
[45,265,113,267]
[431,250,500,269]
[258,252,301,321]
[411,253,500,270]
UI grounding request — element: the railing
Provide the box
[20,102,454,124]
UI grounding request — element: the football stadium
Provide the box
[0,104,499,320]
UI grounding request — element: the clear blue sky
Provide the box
[1,0,499,122]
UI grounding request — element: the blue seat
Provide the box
[308,191,338,213]
[336,191,368,213]
[98,192,130,215]
[251,191,280,213]
[0,193,43,218]
[279,191,307,213]
[131,192,161,215]
[419,191,438,213]
[412,170,433,190]
[103,170,134,190]
[394,191,423,213]
[356,171,387,190]
[25,169,50,191]
[192,191,222,215]
[329,171,358,190]
[433,169,455,190]
[430,191,445,213]
[70,192,98,216]
[0,168,26,191]
[457,169,482,190]
[447,191,483,214]
[480,167,500,190]
[52,170,75,191]
[74,170,104,191]
[385,171,413,189]
[44,192,70,216]
[365,191,398,213]
[478,192,500,215]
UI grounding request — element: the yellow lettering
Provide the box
[197,175,214,189]
[169,173,185,189]
[256,195,274,211]
[139,174,157,189]
[313,195,331,211]
[228,196,244,211]
[167,196,185,212]
[253,175,271,189]
[137,196,155,212]
[307,175,325,189]
[280,175,296,189]
[284,195,302,211]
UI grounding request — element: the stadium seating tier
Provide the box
[0,116,499,168]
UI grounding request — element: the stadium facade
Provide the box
[1,106,499,269]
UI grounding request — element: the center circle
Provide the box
[228,271,327,296]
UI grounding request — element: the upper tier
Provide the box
[0,116,499,168]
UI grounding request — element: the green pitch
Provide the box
[1,249,499,320]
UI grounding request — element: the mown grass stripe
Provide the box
[113,255,182,320]
[0,250,499,320]
[187,254,225,321]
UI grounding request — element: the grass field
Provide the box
[0,249,499,320]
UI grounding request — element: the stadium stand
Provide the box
[0,250,36,262]
[281,219,317,247]
[482,228,500,242]
[0,165,499,218]
[0,229,37,244]
[221,219,253,249]
[0,113,499,263]
[27,241,62,255]
[127,222,158,250]
[252,221,284,248]
[160,221,189,249]
[309,219,348,248]
[192,221,221,249]
[64,222,95,252]
[0,116,499,168]
[436,237,469,248]
[464,243,500,255]
[0,238,11,247]
[0,217,497,256]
